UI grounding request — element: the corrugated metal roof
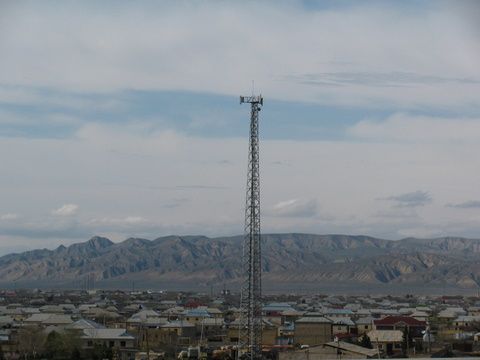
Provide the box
[329,317,354,326]
[296,316,332,324]
[324,341,378,357]
[0,316,14,324]
[161,321,195,328]
[66,319,105,330]
[324,308,354,315]
[82,328,134,340]
[355,316,374,325]
[183,309,211,318]
[25,313,52,322]
[43,314,73,325]
[374,315,425,326]
[367,330,403,342]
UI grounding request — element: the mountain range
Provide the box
[1,233,480,293]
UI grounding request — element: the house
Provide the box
[263,319,280,346]
[411,311,429,321]
[294,317,332,346]
[1,307,33,322]
[416,306,432,314]
[24,313,52,324]
[356,309,371,317]
[370,309,399,318]
[453,315,480,331]
[39,305,65,314]
[0,329,16,359]
[160,321,196,340]
[198,317,224,339]
[264,303,296,325]
[373,316,425,339]
[398,308,415,316]
[82,307,121,324]
[356,317,374,334]
[24,313,73,326]
[0,316,15,327]
[182,308,211,325]
[278,321,295,345]
[226,319,278,345]
[135,351,165,360]
[468,307,480,316]
[329,317,355,335]
[66,318,105,331]
[323,341,378,358]
[344,303,362,312]
[303,312,326,318]
[127,310,162,329]
[281,309,304,326]
[42,314,74,326]
[140,317,169,329]
[438,307,466,320]
[367,329,403,356]
[264,303,296,315]
[226,307,242,321]
[279,341,378,360]
[206,308,223,319]
[78,304,97,314]
[158,300,177,310]
[81,328,136,360]
[161,306,185,321]
[323,309,354,318]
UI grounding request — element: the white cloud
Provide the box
[349,113,480,142]
[3,114,480,248]
[0,213,18,221]
[269,199,318,218]
[124,216,146,224]
[0,2,478,251]
[88,216,148,226]
[380,191,432,208]
[52,204,79,216]
[0,109,80,128]
[447,200,480,209]
[0,2,478,109]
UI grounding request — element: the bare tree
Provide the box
[17,326,46,359]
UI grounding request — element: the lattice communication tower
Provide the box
[239,94,263,360]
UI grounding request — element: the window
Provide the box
[365,325,368,329]
[109,341,114,348]
[87,341,93,347]
[120,341,126,348]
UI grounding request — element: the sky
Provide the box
[0,0,480,253]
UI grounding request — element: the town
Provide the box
[1,289,480,359]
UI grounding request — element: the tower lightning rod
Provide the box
[239,94,263,360]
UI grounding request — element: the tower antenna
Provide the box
[239,93,263,360]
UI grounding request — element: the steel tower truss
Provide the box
[239,95,263,360]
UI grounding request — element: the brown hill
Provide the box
[0,234,478,291]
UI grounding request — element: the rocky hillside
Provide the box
[1,234,479,290]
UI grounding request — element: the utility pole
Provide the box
[239,94,263,360]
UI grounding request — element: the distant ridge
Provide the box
[1,233,480,291]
